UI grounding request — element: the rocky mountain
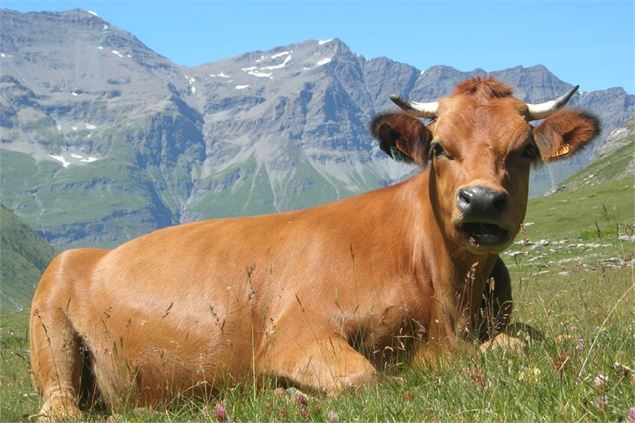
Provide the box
[558,116,635,192]
[1,8,633,248]
[0,204,55,312]
[596,116,635,159]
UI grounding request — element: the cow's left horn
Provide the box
[526,85,579,121]
[390,95,439,118]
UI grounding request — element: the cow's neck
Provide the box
[400,171,498,339]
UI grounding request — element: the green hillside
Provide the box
[501,120,634,286]
[0,205,56,312]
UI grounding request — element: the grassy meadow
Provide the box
[1,175,633,421]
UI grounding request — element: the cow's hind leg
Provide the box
[30,306,84,421]
[29,250,106,421]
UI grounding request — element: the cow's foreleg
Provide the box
[478,256,513,341]
[262,334,376,394]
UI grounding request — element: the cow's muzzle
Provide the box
[456,186,510,247]
[459,222,510,247]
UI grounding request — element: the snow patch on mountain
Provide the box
[49,155,70,167]
[241,53,292,79]
[316,57,332,66]
[242,69,273,79]
[271,51,291,59]
[48,151,100,168]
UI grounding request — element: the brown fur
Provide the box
[30,77,599,420]
[534,109,600,160]
[452,77,514,99]
[370,112,432,165]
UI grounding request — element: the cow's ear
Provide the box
[370,112,433,166]
[533,110,599,161]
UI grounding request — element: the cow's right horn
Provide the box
[390,95,439,119]
[526,85,579,121]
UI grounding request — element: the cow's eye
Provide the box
[429,141,448,159]
[521,143,539,160]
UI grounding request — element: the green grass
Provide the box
[1,172,633,421]
[0,206,55,313]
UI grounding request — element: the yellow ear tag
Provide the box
[552,144,571,158]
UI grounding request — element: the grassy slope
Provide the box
[0,205,55,313]
[1,147,633,421]
[0,149,171,249]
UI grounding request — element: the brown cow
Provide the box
[29,77,598,420]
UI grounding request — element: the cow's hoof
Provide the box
[480,333,526,354]
[284,386,311,401]
[506,322,544,345]
[333,369,376,394]
[30,396,83,422]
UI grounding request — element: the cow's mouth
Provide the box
[460,222,510,247]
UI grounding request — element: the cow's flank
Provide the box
[29,77,598,420]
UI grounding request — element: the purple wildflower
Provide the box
[594,395,608,410]
[214,402,228,422]
[594,374,608,390]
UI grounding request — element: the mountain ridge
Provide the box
[1,8,633,248]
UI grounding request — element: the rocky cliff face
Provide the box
[1,9,633,248]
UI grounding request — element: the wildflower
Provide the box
[328,410,340,422]
[298,406,309,419]
[214,402,228,422]
[627,407,635,423]
[519,366,541,383]
[594,395,608,410]
[575,338,585,352]
[594,374,608,390]
[468,369,487,388]
[297,394,309,419]
[296,394,308,407]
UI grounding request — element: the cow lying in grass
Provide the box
[29,77,598,420]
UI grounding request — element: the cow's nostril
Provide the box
[492,192,508,213]
[457,186,507,217]
[457,188,472,209]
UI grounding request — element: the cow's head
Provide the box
[371,77,599,254]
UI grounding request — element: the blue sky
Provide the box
[3,1,634,93]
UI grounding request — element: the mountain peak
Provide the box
[1,8,633,250]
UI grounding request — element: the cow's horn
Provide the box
[390,94,439,118]
[526,85,579,121]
